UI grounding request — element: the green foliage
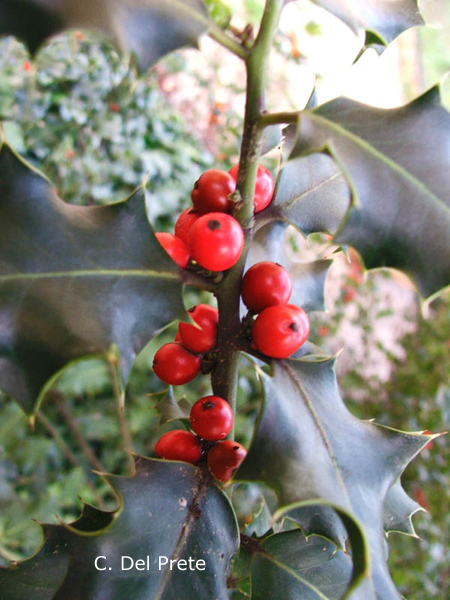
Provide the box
[0,34,211,223]
[0,0,449,598]
[282,89,450,299]
[0,0,209,72]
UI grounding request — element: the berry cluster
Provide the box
[155,395,246,482]
[242,261,310,358]
[153,303,218,385]
[152,164,310,482]
[154,164,274,273]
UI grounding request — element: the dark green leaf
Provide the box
[0,457,239,599]
[283,87,450,299]
[251,530,352,600]
[0,141,186,414]
[236,356,430,597]
[249,221,332,312]
[260,152,351,236]
[308,0,423,46]
[285,505,348,549]
[0,0,209,72]
[157,389,192,424]
[383,480,423,536]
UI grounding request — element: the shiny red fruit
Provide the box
[241,261,292,313]
[189,212,244,272]
[229,164,274,213]
[174,208,199,246]
[155,430,202,464]
[252,304,310,358]
[178,304,219,353]
[207,440,247,482]
[155,232,190,269]
[153,343,201,385]
[190,395,233,441]
[191,169,236,214]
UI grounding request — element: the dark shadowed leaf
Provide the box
[0,457,239,600]
[251,530,352,600]
[0,140,187,414]
[236,356,430,598]
[283,87,450,299]
[0,0,209,72]
[308,0,423,46]
[248,221,332,313]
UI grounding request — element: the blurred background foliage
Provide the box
[0,1,449,598]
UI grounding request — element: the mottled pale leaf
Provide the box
[236,357,430,598]
[0,457,239,600]
[284,87,450,299]
[251,530,352,600]
[0,0,209,72]
[0,141,186,413]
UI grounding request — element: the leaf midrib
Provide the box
[279,362,352,509]
[256,552,330,599]
[307,111,450,214]
[0,269,179,282]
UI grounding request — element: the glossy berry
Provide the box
[207,440,247,482]
[190,395,233,441]
[189,212,244,272]
[153,343,201,385]
[155,232,190,269]
[241,261,292,313]
[174,208,199,246]
[191,169,236,214]
[178,304,219,353]
[229,164,274,213]
[155,430,202,464]
[252,304,310,358]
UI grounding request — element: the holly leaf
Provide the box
[383,479,424,537]
[236,356,430,598]
[309,0,424,47]
[0,140,187,414]
[156,389,192,424]
[260,152,351,237]
[282,86,450,300]
[249,221,332,313]
[0,0,209,72]
[250,530,353,600]
[0,457,239,600]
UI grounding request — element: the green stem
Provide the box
[211,0,284,438]
[259,110,300,126]
[208,25,249,60]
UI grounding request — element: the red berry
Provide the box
[110,103,120,113]
[207,440,247,482]
[229,164,274,213]
[155,232,190,269]
[153,343,201,385]
[189,212,244,272]
[241,261,292,313]
[252,304,310,358]
[174,208,199,246]
[175,330,182,342]
[155,430,202,464]
[190,395,233,441]
[191,169,236,214]
[178,304,219,353]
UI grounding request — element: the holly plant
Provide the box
[0,1,449,599]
